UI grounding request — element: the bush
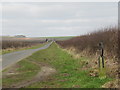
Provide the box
[1,38,46,49]
[57,27,118,58]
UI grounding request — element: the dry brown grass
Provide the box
[57,27,118,60]
[1,37,46,49]
[57,26,119,80]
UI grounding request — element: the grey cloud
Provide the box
[2,2,118,37]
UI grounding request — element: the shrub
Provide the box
[1,38,46,49]
[57,27,118,58]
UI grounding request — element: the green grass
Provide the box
[1,42,48,55]
[99,57,106,79]
[25,43,111,88]
[38,36,75,38]
[2,42,49,87]
[36,36,75,41]
[2,42,112,88]
[2,58,40,87]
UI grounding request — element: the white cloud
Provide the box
[36,19,90,23]
[2,2,118,37]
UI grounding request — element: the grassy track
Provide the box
[26,43,111,88]
[2,42,112,88]
[2,59,40,87]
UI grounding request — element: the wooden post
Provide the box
[98,42,106,79]
[99,42,104,68]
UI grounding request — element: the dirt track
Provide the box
[3,60,56,88]
[12,61,56,88]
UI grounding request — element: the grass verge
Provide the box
[2,59,40,88]
[2,42,112,88]
[26,43,111,88]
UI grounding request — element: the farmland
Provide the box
[1,1,119,89]
[1,37,47,49]
[2,43,112,88]
[0,36,74,55]
[0,37,47,55]
[1,27,119,88]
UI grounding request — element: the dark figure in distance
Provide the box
[46,39,48,42]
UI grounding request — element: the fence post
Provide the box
[98,42,106,79]
[99,42,104,68]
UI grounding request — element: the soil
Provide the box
[3,60,56,88]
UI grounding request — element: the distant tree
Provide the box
[15,35,26,38]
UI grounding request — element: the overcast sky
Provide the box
[1,2,118,37]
